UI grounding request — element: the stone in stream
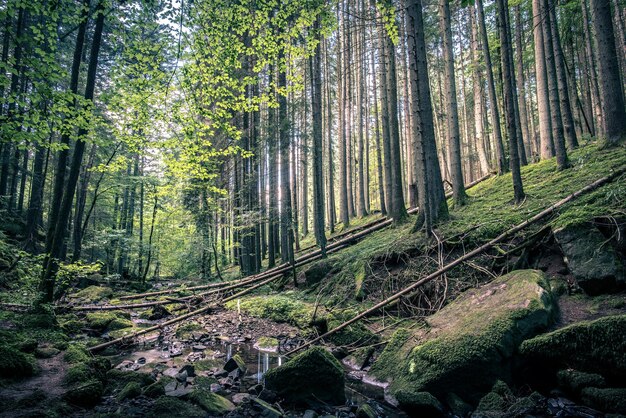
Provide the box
[553,224,626,295]
[223,353,246,373]
[264,346,345,405]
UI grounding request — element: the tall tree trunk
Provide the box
[533,0,555,159]
[40,1,106,302]
[496,0,525,203]
[439,0,467,205]
[311,16,327,255]
[338,4,350,228]
[590,0,626,143]
[470,7,490,175]
[514,6,532,161]
[542,0,570,169]
[476,0,507,174]
[370,41,386,216]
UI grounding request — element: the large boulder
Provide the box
[369,270,556,408]
[264,346,345,405]
[519,315,626,381]
[553,223,626,295]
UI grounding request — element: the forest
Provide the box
[0,0,625,416]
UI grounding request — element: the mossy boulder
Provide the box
[265,346,345,405]
[148,396,205,418]
[63,379,103,407]
[446,393,472,417]
[70,285,113,303]
[85,311,132,332]
[143,381,166,398]
[64,343,90,364]
[0,345,35,379]
[189,389,235,414]
[519,315,626,381]
[476,391,507,413]
[117,381,142,401]
[370,270,556,404]
[557,369,606,394]
[394,391,444,417]
[303,259,333,286]
[580,387,626,414]
[105,369,155,394]
[553,224,626,295]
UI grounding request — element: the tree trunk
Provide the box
[590,0,626,143]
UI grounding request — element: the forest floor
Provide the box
[1,142,626,417]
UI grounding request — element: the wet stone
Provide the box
[164,381,193,398]
[232,393,251,404]
[192,345,207,351]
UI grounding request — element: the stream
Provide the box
[100,312,406,417]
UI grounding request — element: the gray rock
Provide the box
[554,224,626,295]
[232,392,251,404]
[164,381,192,398]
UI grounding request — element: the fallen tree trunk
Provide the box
[286,167,626,355]
[120,174,495,300]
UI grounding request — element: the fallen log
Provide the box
[88,276,278,352]
[286,167,626,355]
[119,174,495,301]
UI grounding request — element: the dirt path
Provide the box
[0,354,68,418]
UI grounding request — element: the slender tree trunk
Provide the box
[476,0,507,174]
[439,0,466,205]
[370,42,386,216]
[40,1,106,302]
[514,6,533,161]
[470,7,490,175]
[311,17,327,255]
[338,4,349,228]
[590,0,626,143]
[496,0,525,203]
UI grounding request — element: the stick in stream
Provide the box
[285,168,626,355]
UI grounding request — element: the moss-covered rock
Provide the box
[70,286,113,303]
[519,315,626,381]
[265,346,345,405]
[394,391,444,417]
[117,381,142,401]
[226,294,313,328]
[105,369,155,394]
[370,270,556,404]
[557,369,606,394]
[224,353,246,372]
[303,259,333,286]
[64,343,90,364]
[64,363,93,386]
[85,311,132,332]
[63,379,103,407]
[189,388,235,414]
[0,344,35,379]
[148,396,205,418]
[446,393,472,417]
[34,346,60,359]
[175,322,204,339]
[143,381,166,398]
[476,392,507,413]
[553,224,625,295]
[356,403,376,418]
[580,387,626,414]
[506,391,545,417]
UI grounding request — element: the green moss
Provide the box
[371,270,556,402]
[520,315,626,380]
[394,391,444,417]
[193,359,221,371]
[70,286,113,303]
[64,363,92,386]
[143,381,166,398]
[105,369,155,394]
[446,393,472,417]
[476,392,507,412]
[265,346,345,405]
[149,396,205,418]
[107,317,134,331]
[175,322,204,338]
[63,379,103,407]
[64,343,90,364]
[0,344,35,379]
[581,387,626,414]
[117,382,142,401]
[225,294,314,328]
[189,389,235,414]
[193,375,218,390]
[557,369,606,394]
[256,336,279,350]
